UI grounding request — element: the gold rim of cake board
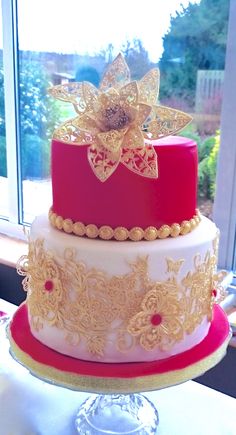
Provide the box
[8,326,230,394]
[48,208,201,241]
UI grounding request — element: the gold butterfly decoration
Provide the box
[49,54,192,182]
[166,258,185,274]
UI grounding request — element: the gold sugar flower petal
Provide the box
[120,81,139,106]
[100,53,131,91]
[138,68,160,105]
[122,126,144,149]
[135,103,152,125]
[97,129,127,154]
[121,144,158,178]
[82,82,101,111]
[54,118,94,145]
[48,82,85,107]
[72,113,100,134]
[144,105,192,140]
[88,146,121,182]
[49,54,192,181]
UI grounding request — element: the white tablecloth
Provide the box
[1,299,236,435]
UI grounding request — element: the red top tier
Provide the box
[51,136,198,230]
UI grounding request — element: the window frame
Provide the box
[1,0,236,270]
[1,0,34,239]
[1,0,22,228]
[213,0,236,271]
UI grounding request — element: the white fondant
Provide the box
[27,215,218,363]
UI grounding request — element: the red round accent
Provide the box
[44,280,54,292]
[151,313,162,326]
[212,289,217,298]
[51,136,198,229]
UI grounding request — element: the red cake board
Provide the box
[8,303,230,394]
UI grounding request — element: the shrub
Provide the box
[20,134,50,180]
[198,131,220,199]
[198,136,216,161]
[180,125,219,200]
[207,130,220,199]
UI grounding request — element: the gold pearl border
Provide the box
[48,208,201,241]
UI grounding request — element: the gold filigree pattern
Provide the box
[17,235,225,358]
[48,208,201,241]
[49,54,192,181]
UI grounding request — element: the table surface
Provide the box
[1,299,236,435]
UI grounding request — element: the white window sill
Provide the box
[0,232,28,268]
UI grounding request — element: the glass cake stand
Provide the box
[6,303,231,435]
[74,393,159,434]
[7,347,159,434]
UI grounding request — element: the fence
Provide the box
[195,70,224,114]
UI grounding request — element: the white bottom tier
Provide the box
[18,214,219,363]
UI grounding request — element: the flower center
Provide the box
[151,313,162,326]
[104,104,130,130]
[44,280,54,292]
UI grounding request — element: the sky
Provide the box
[1,0,201,62]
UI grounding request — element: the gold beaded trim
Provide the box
[48,208,201,241]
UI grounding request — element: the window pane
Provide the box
[0,5,8,218]
[17,0,229,224]
[17,51,54,222]
[158,0,230,220]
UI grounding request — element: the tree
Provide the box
[159,0,230,106]
[18,58,59,138]
[75,66,100,87]
[0,56,60,178]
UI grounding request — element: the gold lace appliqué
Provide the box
[17,236,224,357]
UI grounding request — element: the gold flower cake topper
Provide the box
[49,54,192,182]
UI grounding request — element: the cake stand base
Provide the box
[7,303,230,394]
[75,393,159,434]
[7,303,231,434]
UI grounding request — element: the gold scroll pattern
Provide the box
[17,235,226,357]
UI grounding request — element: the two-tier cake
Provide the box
[16,54,225,365]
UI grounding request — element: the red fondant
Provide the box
[9,304,229,379]
[212,289,217,298]
[51,136,198,229]
[151,313,162,326]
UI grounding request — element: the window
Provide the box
[213,0,236,270]
[0,0,235,272]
